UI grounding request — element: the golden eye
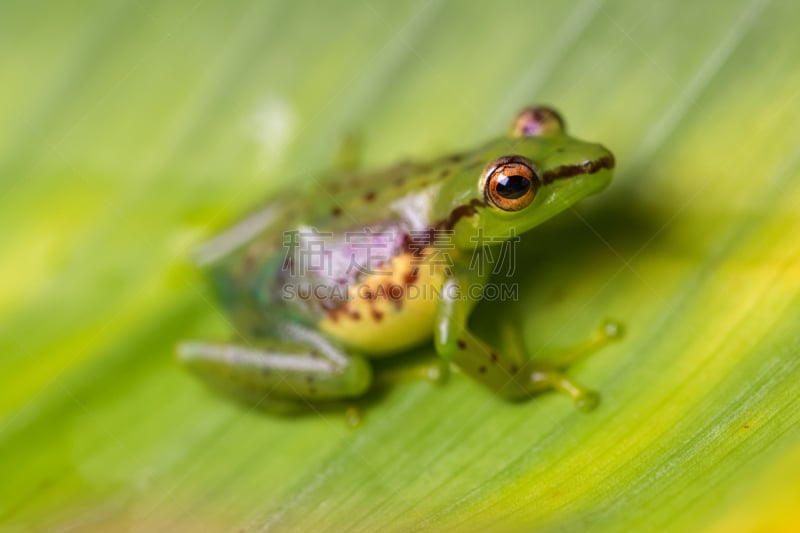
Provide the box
[510,106,565,137]
[484,156,539,211]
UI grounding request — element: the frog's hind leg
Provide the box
[177,326,372,404]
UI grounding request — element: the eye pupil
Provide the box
[496,174,531,199]
[484,157,538,211]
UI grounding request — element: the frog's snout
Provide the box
[599,146,615,169]
[581,150,615,175]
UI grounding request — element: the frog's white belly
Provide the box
[318,251,446,357]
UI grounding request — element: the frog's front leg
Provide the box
[434,274,620,411]
[177,325,372,403]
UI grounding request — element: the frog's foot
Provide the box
[524,366,600,412]
[438,312,622,411]
[501,319,623,410]
[545,319,624,369]
[177,338,373,404]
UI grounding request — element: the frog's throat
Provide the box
[540,154,615,185]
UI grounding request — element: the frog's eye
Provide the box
[484,156,539,211]
[510,106,565,137]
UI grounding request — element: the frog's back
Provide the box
[194,161,457,353]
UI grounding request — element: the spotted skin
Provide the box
[179,105,620,414]
[319,249,447,355]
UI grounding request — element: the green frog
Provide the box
[179,105,620,414]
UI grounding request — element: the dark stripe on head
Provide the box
[435,198,485,230]
[541,155,615,185]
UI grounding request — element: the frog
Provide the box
[178,105,620,416]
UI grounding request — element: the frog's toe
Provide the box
[600,319,625,340]
[344,406,362,428]
[575,390,600,412]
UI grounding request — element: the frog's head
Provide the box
[449,106,615,247]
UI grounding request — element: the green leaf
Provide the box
[2,0,800,531]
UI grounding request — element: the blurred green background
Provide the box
[2,0,800,531]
